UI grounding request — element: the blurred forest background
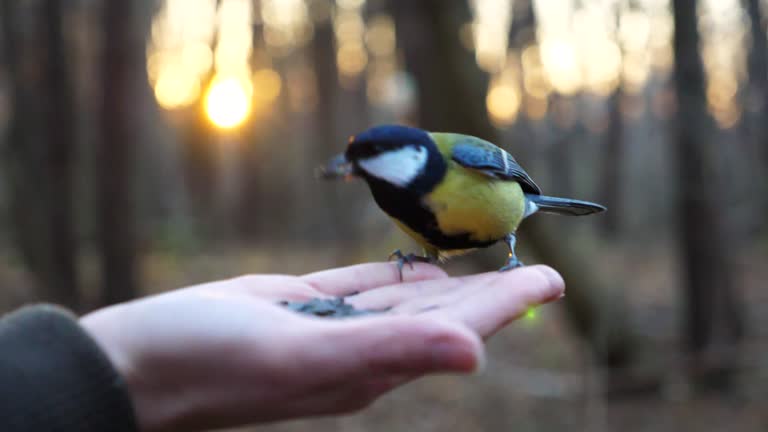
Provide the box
[1,0,767,430]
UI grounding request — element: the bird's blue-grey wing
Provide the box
[451,139,541,194]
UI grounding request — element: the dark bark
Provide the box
[98,0,144,304]
[743,0,768,150]
[313,14,338,152]
[508,0,536,48]
[0,0,45,286]
[309,13,344,242]
[182,99,219,233]
[548,96,585,198]
[0,0,80,309]
[182,1,221,236]
[742,0,768,222]
[672,0,744,386]
[235,19,266,240]
[507,0,537,163]
[303,5,371,248]
[600,88,624,237]
[391,0,490,135]
[43,0,79,309]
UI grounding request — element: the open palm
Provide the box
[82,263,564,432]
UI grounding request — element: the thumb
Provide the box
[313,316,485,379]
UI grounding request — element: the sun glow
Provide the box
[204,75,252,129]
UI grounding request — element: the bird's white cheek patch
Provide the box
[358,146,428,187]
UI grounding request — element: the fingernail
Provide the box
[538,266,565,289]
[535,266,565,301]
[431,340,479,373]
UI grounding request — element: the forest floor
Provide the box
[0,241,766,431]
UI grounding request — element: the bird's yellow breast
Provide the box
[425,161,526,244]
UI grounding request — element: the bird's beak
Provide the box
[317,153,355,181]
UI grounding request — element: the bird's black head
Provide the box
[328,125,446,194]
[345,125,433,160]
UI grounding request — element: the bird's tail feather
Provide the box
[525,194,606,216]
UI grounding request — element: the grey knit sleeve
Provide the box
[0,304,137,432]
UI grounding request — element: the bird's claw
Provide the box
[499,256,524,272]
[388,249,432,281]
[388,249,413,269]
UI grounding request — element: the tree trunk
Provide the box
[672,0,744,388]
[600,88,624,237]
[743,0,768,155]
[98,0,143,305]
[548,123,574,198]
[391,0,490,135]
[742,0,768,225]
[182,1,221,238]
[508,0,536,47]
[0,0,80,309]
[43,0,80,309]
[310,11,343,242]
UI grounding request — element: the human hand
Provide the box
[80,263,564,432]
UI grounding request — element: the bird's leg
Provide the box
[388,249,435,281]
[499,233,524,272]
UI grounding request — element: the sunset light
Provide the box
[145,0,748,131]
[204,76,252,129]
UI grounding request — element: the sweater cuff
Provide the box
[0,304,137,432]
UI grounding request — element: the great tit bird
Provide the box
[320,124,605,276]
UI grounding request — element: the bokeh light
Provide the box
[336,42,368,77]
[699,0,746,128]
[487,83,521,126]
[204,75,252,129]
[487,60,522,127]
[252,68,282,109]
[334,0,368,84]
[470,0,514,73]
[540,39,581,95]
[154,66,202,109]
[261,0,312,56]
[366,14,396,58]
[145,0,747,132]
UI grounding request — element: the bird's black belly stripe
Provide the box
[366,179,498,250]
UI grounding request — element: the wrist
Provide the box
[80,308,157,431]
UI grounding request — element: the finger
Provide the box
[347,267,560,314]
[344,276,466,310]
[387,272,521,315]
[196,275,333,301]
[300,316,485,383]
[422,265,564,338]
[302,262,449,296]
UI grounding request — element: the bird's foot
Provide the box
[498,256,524,272]
[499,233,523,272]
[388,249,434,281]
